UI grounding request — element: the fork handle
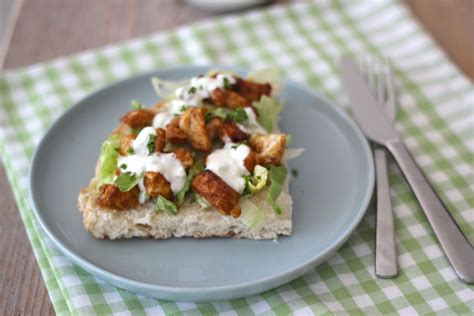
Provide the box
[375,146,398,279]
[386,138,474,284]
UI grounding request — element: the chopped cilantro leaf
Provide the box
[180,105,188,112]
[120,163,127,169]
[147,134,156,155]
[188,86,197,94]
[127,147,135,155]
[223,77,230,89]
[226,108,248,123]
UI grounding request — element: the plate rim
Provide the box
[29,65,374,295]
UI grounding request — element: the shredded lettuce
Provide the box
[247,66,282,96]
[244,165,268,194]
[284,148,305,161]
[253,96,283,133]
[195,194,211,210]
[114,173,140,192]
[151,77,189,100]
[98,133,122,185]
[175,160,204,207]
[240,198,265,232]
[267,165,288,214]
[156,195,178,215]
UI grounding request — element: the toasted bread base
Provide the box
[78,177,292,240]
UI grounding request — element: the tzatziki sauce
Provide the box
[206,142,251,193]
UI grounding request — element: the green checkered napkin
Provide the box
[1,1,473,314]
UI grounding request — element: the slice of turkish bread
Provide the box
[78,172,292,240]
[77,102,292,240]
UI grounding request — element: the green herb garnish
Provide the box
[127,147,135,155]
[147,134,156,155]
[120,163,127,169]
[131,100,143,110]
[188,86,197,94]
[226,108,248,123]
[223,77,230,89]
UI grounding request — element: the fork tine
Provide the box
[384,57,396,121]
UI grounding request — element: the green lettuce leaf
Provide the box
[98,133,122,185]
[156,196,178,215]
[240,198,265,232]
[244,165,268,194]
[175,160,204,207]
[151,77,189,100]
[114,173,140,192]
[194,194,211,210]
[253,96,282,133]
[267,165,288,214]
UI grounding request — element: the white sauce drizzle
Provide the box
[118,128,186,203]
[152,112,174,129]
[151,73,236,128]
[206,142,250,193]
[240,107,267,134]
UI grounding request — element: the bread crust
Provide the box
[78,174,292,240]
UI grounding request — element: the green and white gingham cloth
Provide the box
[1,1,473,314]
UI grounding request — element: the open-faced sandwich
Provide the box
[78,68,302,239]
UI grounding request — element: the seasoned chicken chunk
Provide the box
[144,171,173,200]
[192,170,241,217]
[248,133,286,165]
[119,134,136,156]
[121,109,154,128]
[172,147,194,168]
[155,128,167,152]
[218,121,248,143]
[179,108,212,152]
[165,117,187,144]
[244,150,256,173]
[206,117,224,141]
[211,88,249,108]
[234,78,271,102]
[96,184,139,210]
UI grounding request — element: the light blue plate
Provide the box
[30,66,374,302]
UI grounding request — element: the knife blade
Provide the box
[340,57,397,146]
[340,56,474,284]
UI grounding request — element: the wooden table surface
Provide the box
[1,0,473,314]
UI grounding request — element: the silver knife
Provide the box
[340,57,474,284]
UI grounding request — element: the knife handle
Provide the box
[386,139,474,284]
[375,146,398,279]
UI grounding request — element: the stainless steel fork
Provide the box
[365,57,398,278]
